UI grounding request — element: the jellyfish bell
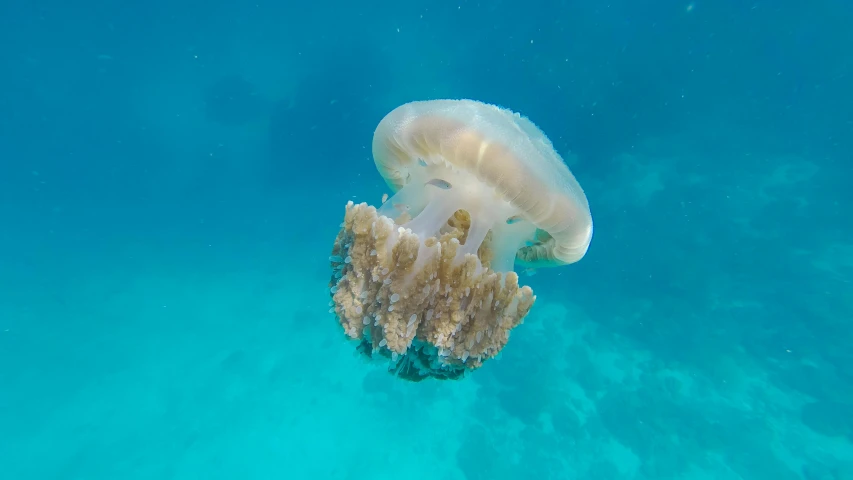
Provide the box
[373,100,593,269]
[329,99,593,381]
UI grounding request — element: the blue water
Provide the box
[1,1,851,479]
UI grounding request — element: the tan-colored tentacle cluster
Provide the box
[329,201,535,381]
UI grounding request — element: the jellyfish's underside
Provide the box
[329,100,592,381]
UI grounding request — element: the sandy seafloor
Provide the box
[1,142,851,480]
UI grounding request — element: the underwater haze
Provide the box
[1,0,852,479]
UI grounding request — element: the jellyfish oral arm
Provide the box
[378,161,537,273]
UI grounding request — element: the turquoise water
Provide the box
[1,1,851,479]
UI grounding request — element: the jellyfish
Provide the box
[329,99,593,381]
